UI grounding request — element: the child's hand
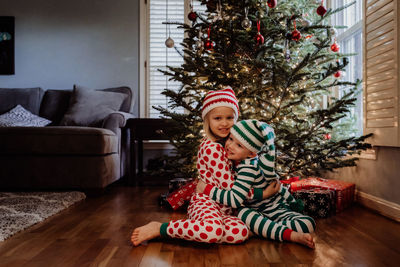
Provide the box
[196,180,207,193]
[262,180,280,199]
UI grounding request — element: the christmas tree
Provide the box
[155,0,372,179]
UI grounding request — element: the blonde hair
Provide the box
[203,112,219,142]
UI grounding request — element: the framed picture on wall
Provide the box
[0,16,15,75]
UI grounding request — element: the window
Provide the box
[330,0,363,137]
[143,0,205,118]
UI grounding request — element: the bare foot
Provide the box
[131,221,162,246]
[290,231,315,249]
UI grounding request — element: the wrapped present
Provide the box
[280,176,300,189]
[290,177,355,213]
[166,179,197,210]
[169,178,193,193]
[292,189,335,218]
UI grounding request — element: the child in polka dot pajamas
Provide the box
[131,87,269,246]
[197,120,315,248]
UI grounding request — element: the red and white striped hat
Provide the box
[201,87,240,120]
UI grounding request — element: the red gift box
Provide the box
[290,177,355,213]
[166,180,197,210]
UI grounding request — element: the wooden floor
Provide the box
[1,185,400,267]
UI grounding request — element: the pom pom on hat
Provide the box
[201,87,239,120]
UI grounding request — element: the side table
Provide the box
[126,118,174,186]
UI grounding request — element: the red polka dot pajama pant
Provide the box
[165,193,249,244]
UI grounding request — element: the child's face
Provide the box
[225,134,256,162]
[208,107,235,139]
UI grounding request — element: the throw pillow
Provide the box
[0,105,52,127]
[60,86,127,126]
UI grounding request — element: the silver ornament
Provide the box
[330,27,338,37]
[241,18,252,30]
[300,18,311,28]
[165,37,174,48]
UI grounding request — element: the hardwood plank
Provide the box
[0,186,400,266]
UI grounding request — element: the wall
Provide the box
[324,146,400,206]
[0,0,139,115]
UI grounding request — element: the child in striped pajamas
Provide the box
[132,88,270,246]
[197,119,315,248]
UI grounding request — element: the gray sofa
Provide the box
[0,86,133,190]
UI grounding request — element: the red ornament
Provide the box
[188,11,197,21]
[324,133,332,140]
[291,30,301,41]
[331,42,340,52]
[267,0,277,8]
[291,20,301,41]
[204,25,214,50]
[334,71,341,78]
[255,21,264,45]
[255,33,265,45]
[317,5,327,17]
[204,39,214,50]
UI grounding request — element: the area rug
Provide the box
[0,191,86,241]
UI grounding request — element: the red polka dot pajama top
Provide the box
[161,138,249,244]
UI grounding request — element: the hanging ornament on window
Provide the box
[164,0,174,48]
[291,20,301,42]
[165,37,175,48]
[254,21,264,45]
[331,39,340,52]
[241,7,252,30]
[317,0,327,17]
[204,25,214,50]
[267,0,277,8]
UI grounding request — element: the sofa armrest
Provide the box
[102,112,135,134]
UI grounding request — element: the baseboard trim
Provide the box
[356,190,400,222]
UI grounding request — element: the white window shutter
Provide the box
[363,0,400,146]
[148,0,185,118]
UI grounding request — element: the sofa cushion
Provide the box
[59,86,127,127]
[39,90,71,125]
[0,105,51,127]
[0,126,118,155]
[0,87,43,115]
